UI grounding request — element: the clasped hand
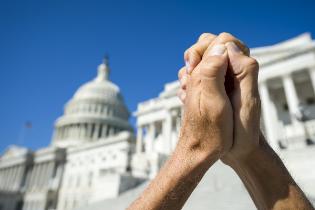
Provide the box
[177,32,260,166]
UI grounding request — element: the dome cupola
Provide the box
[52,57,132,148]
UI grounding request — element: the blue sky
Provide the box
[0,0,315,152]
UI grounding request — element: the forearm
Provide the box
[229,133,314,210]
[127,141,217,210]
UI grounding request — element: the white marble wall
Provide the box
[57,131,135,210]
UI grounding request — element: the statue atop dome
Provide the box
[96,55,110,81]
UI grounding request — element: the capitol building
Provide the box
[1,33,315,210]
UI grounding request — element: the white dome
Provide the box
[52,59,133,148]
[73,63,124,105]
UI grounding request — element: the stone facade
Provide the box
[56,132,140,210]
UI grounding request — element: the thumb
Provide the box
[185,44,229,114]
[197,44,229,98]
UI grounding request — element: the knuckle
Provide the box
[198,33,215,41]
[185,46,198,59]
[244,57,259,72]
[218,32,234,41]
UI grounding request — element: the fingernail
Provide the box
[226,42,241,53]
[209,44,226,56]
[185,60,192,74]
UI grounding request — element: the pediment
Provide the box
[251,33,314,65]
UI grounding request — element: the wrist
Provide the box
[176,136,220,169]
[223,132,271,169]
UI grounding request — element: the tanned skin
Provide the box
[127,33,314,210]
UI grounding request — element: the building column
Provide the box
[3,169,8,189]
[8,167,14,190]
[259,82,280,150]
[4,168,10,190]
[73,125,79,138]
[54,163,64,186]
[10,166,18,191]
[46,162,55,187]
[5,168,12,190]
[163,111,173,154]
[40,163,48,188]
[77,124,82,139]
[60,127,65,139]
[64,126,68,138]
[147,123,155,153]
[37,164,44,188]
[68,125,72,137]
[93,124,100,139]
[102,124,107,138]
[62,126,68,139]
[2,169,7,189]
[12,167,18,190]
[87,124,93,138]
[82,124,87,138]
[15,165,24,190]
[109,126,115,135]
[0,169,3,188]
[30,165,39,189]
[282,74,300,124]
[308,68,315,95]
[73,125,77,137]
[5,169,10,190]
[136,126,143,153]
[36,164,42,188]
